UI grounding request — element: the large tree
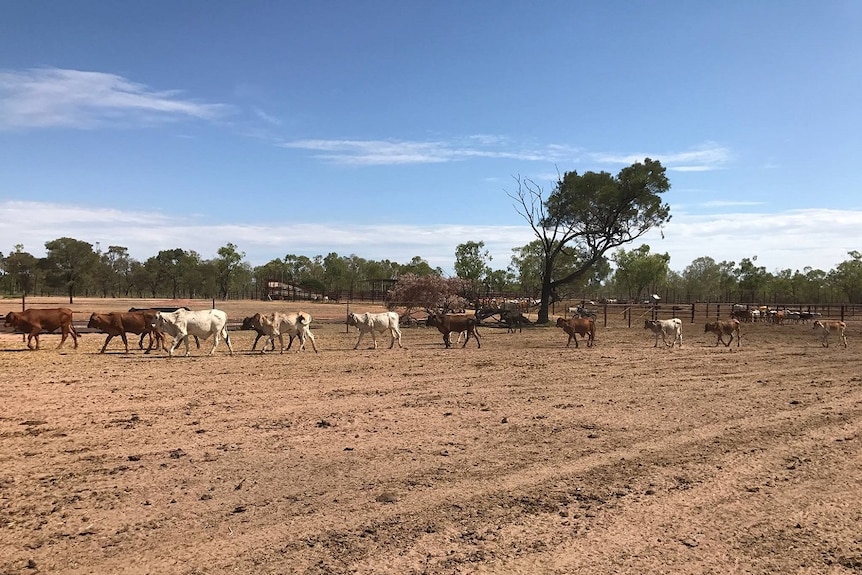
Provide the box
[3,244,39,295]
[510,158,671,323]
[829,250,862,303]
[454,241,492,284]
[611,245,670,302]
[43,237,99,303]
[215,243,245,299]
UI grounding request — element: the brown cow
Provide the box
[87,311,166,354]
[704,319,741,347]
[426,313,480,348]
[556,316,595,348]
[4,308,79,350]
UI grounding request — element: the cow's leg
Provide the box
[100,334,114,354]
[141,331,156,354]
[353,331,364,350]
[120,332,130,354]
[27,329,39,350]
[442,331,451,348]
[391,327,403,349]
[724,333,733,347]
[572,333,579,348]
[663,330,672,347]
[223,329,233,355]
[209,330,220,355]
[303,329,318,353]
[168,334,184,357]
[57,328,69,349]
[157,331,169,354]
[371,331,379,349]
[251,332,262,351]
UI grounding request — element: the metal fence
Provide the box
[551,300,861,328]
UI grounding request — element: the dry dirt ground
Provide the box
[1,298,861,575]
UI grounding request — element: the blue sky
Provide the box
[1,1,860,276]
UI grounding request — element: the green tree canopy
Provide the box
[611,245,670,302]
[510,158,671,323]
[454,241,492,284]
[829,250,862,303]
[215,243,245,299]
[43,237,99,303]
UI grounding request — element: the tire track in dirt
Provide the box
[143,380,862,575]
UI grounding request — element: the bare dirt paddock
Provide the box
[1,298,861,574]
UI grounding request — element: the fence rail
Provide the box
[550,300,860,328]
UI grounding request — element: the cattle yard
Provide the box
[2,297,862,574]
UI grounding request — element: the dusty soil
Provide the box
[1,298,861,574]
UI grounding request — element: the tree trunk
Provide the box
[536,257,555,325]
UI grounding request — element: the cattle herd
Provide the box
[1,305,851,353]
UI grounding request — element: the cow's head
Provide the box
[4,311,19,327]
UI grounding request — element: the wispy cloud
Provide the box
[252,106,281,126]
[278,137,581,166]
[591,142,732,172]
[702,200,764,208]
[278,135,728,173]
[0,67,230,129]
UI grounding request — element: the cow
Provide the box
[240,316,279,352]
[704,319,741,347]
[426,313,481,348]
[731,308,752,322]
[154,308,233,357]
[555,316,595,348]
[346,311,403,350]
[500,309,530,333]
[644,318,683,348]
[129,306,198,350]
[812,320,847,348]
[87,311,167,354]
[246,312,317,353]
[4,308,78,350]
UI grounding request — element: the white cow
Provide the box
[248,311,318,353]
[644,318,683,348]
[346,311,403,350]
[155,308,234,357]
[813,320,847,348]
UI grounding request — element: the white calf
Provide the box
[250,311,318,353]
[644,318,683,348]
[155,309,233,357]
[813,320,847,348]
[347,311,403,349]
